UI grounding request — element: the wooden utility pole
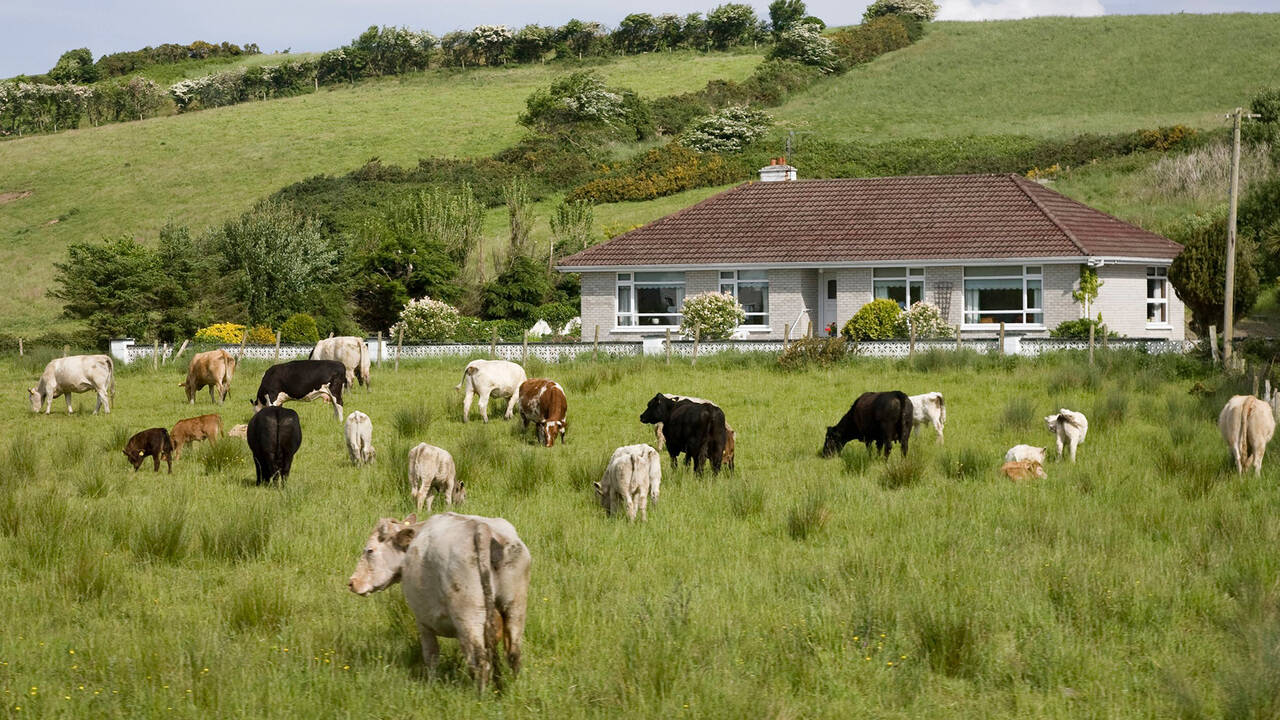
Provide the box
[1223,107,1260,369]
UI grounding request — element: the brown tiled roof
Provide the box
[557,174,1182,268]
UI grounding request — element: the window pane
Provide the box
[738,270,767,281]
[908,267,925,277]
[634,271,685,283]
[964,266,1020,278]
[909,281,923,305]
[875,280,908,307]
[720,283,734,295]
[965,278,1022,323]
[1025,279,1042,310]
[1147,279,1165,299]
[1148,302,1167,323]
[745,314,767,326]
[1148,266,1167,278]
[873,267,906,278]
[617,273,631,281]
[738,283,768,318]
[720,271,735,280]
[1025,266,1042,276]
[827,279,837,300]
[617,286,631,313]
[636,286,682,314]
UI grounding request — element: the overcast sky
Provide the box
[3,0,1277,78]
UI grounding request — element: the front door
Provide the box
[820,277,837,336]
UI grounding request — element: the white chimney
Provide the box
[758,157,797,182]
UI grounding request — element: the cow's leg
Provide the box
[209,385,217,404]
[478,389,492,423]
[457,624,491,694]
[462,389,474,423]
[1055,435,1065,461]
[1067,438,1077,463]
[502,603,525,677]
[504,392,519,421]
[164,452,172,474]
[65,394,74,414]
[900,431,910,458]
[933,418,944,443]
[418,629,441,677]
[423,492,435,513]
[151,453,160,472]
[333,399,343,422]
[1255,444,1266,476]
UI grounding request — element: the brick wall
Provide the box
[767,268,811,339]
[1095,264,1184,340]
[1042,263,1079,331]
[579,271,615,340]
[836,268,872,330]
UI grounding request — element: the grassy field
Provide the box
[127,52,322,86]
[0,51,762,334]
[1,349,1276,718]
[773,14,1280,141]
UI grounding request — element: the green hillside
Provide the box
[773,14,1280,140]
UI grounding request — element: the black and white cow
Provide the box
[247,405,302,486]
[639,393,727,475]
[251,359,347,421]
[822,391,913,458]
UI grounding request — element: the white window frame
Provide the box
[962,265,1045,329]
[719,270,770,328]
[614,271,686,329]
[873,266,925,308]
[1146,266,1170,328]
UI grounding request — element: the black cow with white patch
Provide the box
[823,391,913,458]
[251,359,347,421]
[639,393,727,475]
[247,405,302,486]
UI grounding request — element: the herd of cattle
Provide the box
[22,341,1280,691]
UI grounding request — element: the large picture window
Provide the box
[719,270,769,326]
[1147,266,1168,325]
[963,266,1043,325]
[616,272,685,327]
[873,267,925,308]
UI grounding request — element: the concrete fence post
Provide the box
[665,328,672,365]
[376,331,383,368]
[593,325,599,362]
[998,323,1005,356]
[395,328,403,372]
[1088,323,1095,366]
[490,328,498,359]
[692,326,700,366]
[152,339,158,370]
[273,332,281,363]
[1209,324,1220,364]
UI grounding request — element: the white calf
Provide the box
[1045,408,1089,462]
[344,411,375,465]
[908,392,946,443]
[456,360,526,423]
[1004,444,1047,465]
[1219,394,1277,475]
[594,444,662,521]
[408,443,463,512]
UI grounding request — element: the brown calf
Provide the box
[123,428,173,473]
[1000,459,1046,482]
[170,414,223,458]
[179,349,236,404]
[518,379,567,447]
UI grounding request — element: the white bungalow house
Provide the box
[556,164,1184,341]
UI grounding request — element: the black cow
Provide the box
[639,393,727,475]
[251,359,347,422]
[823,391,913,458]
[123,427,174,473]
[247,406,302,486]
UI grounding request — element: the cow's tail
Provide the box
[936,393,946,426]
[106,356,116,402]
[474,521,503,687]
[456,364,478,391]
[1239,398,1255,466]
[359,340,371,389]
[899,395,913,456]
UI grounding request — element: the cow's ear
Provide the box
[393,526,416,550]
[403,513,417,525]
[593,481,603,496]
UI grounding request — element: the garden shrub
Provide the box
[863,0,939,22]
[778,337,848,369]
[893,301,954,338]
[1168,210,1260,333]
[194,323,247,344]
[768,22,837,72]
[842,299,901,341]
[680,292,745,339]
[1050,318,1116,339]
[519,71,643,135]
[681,106,773,153]
[831,15,913,67]
[245,325,277,345]
[279,313,319,344]
[391,297,461,341]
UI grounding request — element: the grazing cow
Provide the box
[595,444,662,521]
[639,394,727,474]
[1000,459,1047,481]
[518,379,568,448]
[228,423,248,439]
[179,349,236,404]
[348,512,531,693]
[408,443,463,512]
[310,336,371,391]
[251,359,347,421]
[170,413,222,459]
[652,395,736,469]
[907,392,947,443]
[1045,408,1089,462]
[822,391,913,458]
[123,428,173,473]
[28,354,114,414]
[1004,444,1048,465]
[1219,395,1277,475]
[456,359,526,423]
[247,406,302,486]
[344,411,375,465]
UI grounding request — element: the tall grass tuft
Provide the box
[507,449,554,497]
[198,438,249,474]
[903,348,982,373]
[940,447,986,480]
[392,405,432,438]
[104,425,132,453]
[787,491,830,540]
[1047,364,1101,394]
[4,433,40,481]
[53,434,88,468]
[1159,446,1221,499]
[879,457,924,490]
[200,504,273,562]
[841,446,873,475]
[74,468,116,498]
[1000,397,1036,431]
[132,504,189,563]
[914,609,981,679]
[62,539,123,601]
[226,576,290,632]
[730,481,766,518]
[1090,389,1129,432]
[568,364,625,394]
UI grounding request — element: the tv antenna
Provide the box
[784,130,813,164]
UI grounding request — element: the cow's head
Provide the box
[251,398,264,413]
[122,448,144,470]
[639,394,673,425]
[538,420,566,447]
[451,480,466,505]
[1044,415,1060,434]
[1028,461,1047,480]
[821,426,845,458]
[348,515,417,596]
[27,387,42,413]
[593,481,611,514]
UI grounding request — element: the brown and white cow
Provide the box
[518,379,567,447]
[179,349,236,404]
[1219,394,1277,475]
[29,354,114,414]
[170,413,222,458]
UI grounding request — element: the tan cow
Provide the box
[408,443,462,512]
[348,512,531,693]
[29,354,114,414]
[595,444,662,521]
[1219,394,1277,475]
[170,414,222,458]
[1001,459,1047,481]
[179,349,236,404]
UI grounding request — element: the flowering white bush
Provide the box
[863,0,939,21]
[681,107,772,153]
[679,292,746,340]
[470,25,515,64]
[0,81,93,135]
[770,23,837,73]
[391,297,461,341]
[893,301,954,338]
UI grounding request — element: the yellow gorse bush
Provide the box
[194,323,278,344]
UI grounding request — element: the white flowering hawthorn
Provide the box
[771,23,837,73]
[893,301,954,338]
[681,106,772,153]
[679,291,746,340]
[391,297,461,341]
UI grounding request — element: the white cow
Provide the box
[228,423,249,439]
[344,411,376,465]
[594,444,662,521]
[1219,394,1277,475]
[348,512,531,693]
[28,354,114,414]
[456,359,526,423]
[1004,444,1048,465]
[1045,408,1089,462]
[908,392,946,443]
[408,443,463,512]
[310,336,371,391]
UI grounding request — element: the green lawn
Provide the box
[0,51,762,335]
[773,14,1280,141]
[0,350,1272,717]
